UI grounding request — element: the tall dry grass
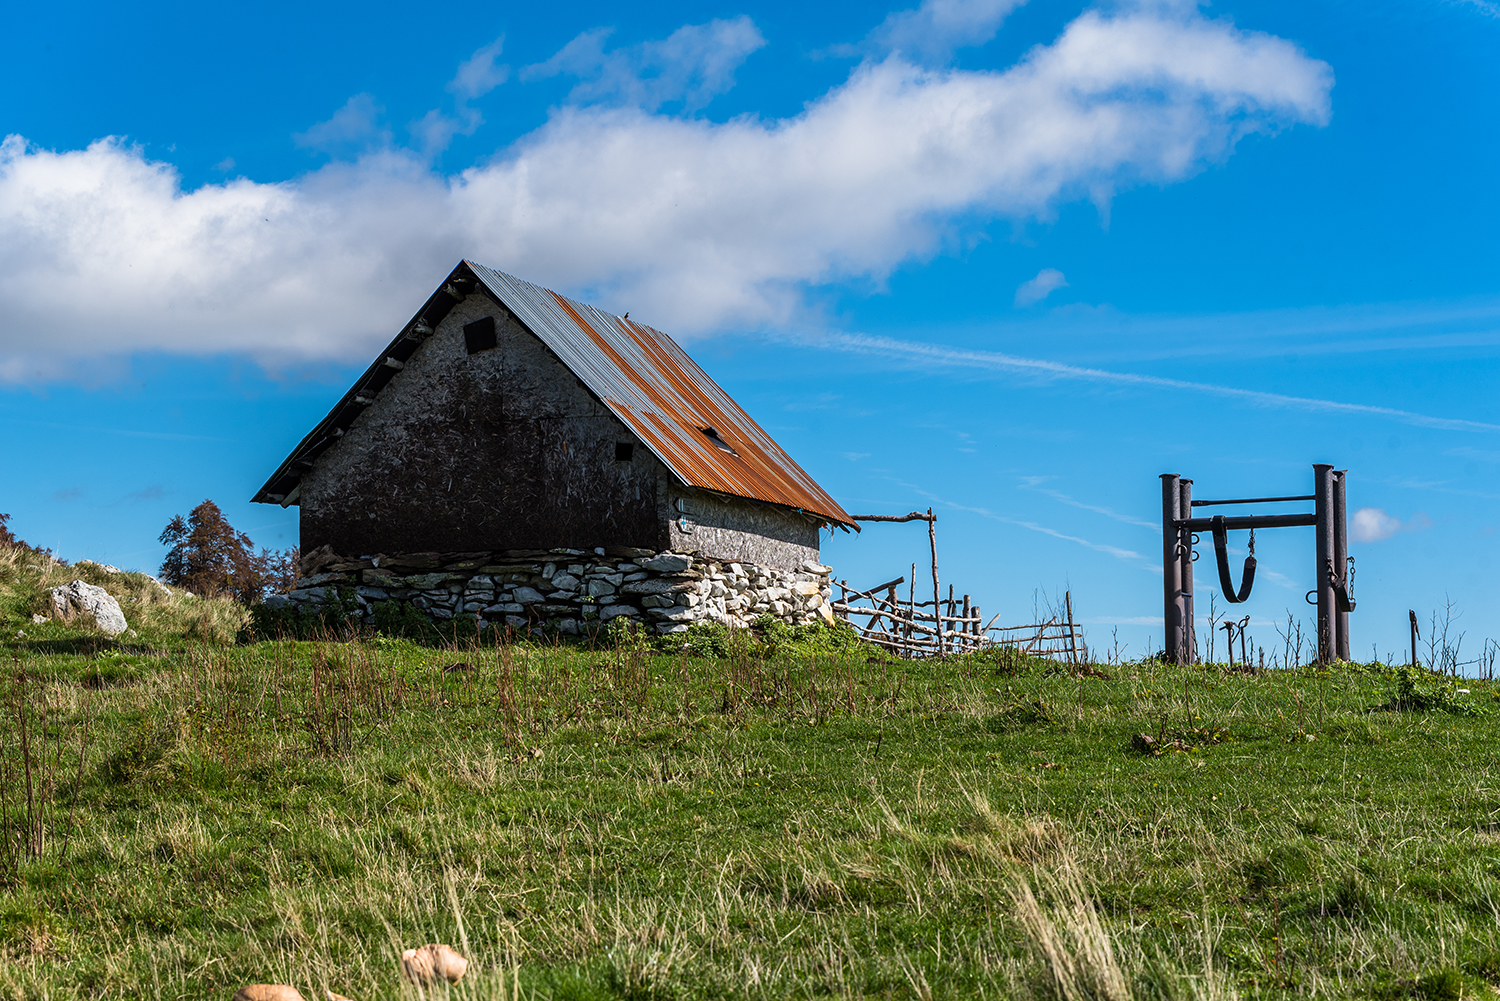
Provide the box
[0,545,249,644]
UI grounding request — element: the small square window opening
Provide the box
[615,442,635,461]
[463,316,497,354]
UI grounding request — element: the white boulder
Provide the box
[48,580,128,636]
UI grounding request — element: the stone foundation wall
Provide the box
[269,545,834,635]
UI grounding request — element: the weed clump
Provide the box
[1376,667,1484,716]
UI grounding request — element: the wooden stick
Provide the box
[928,508,942,658]
[830,604,981,626]
[908,565,915,644]
[1065,591,1078,666]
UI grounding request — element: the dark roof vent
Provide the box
[700,426,738,456]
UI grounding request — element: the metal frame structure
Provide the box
[1161,464,1354,665]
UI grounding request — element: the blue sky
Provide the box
[2,0,1498,663]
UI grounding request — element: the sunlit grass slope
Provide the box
[2,603,1499,1000]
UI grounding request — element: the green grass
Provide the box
[3,592,1500,999]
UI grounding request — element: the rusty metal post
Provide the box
[1179,478,1196,663]
[1333,469,1350,661]
[1409,609,1420,667]
[1161,474,1185,663]
[1314,463,1336,663]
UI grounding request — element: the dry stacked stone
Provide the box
[271,545,834,635]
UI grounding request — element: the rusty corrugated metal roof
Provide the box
[253,261,855,529]
[467,262,855,528]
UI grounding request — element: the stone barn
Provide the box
[253,260,857,634]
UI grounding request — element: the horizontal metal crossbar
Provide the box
[1190,495,1316,507]
[1175,512,1316,531]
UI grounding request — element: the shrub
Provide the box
[370,600,436,640]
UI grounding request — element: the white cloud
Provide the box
[0,3,1332,381]
[294,94,390,154]
[522,18,767,112]
[1015,267,1068,306]
[865,0,1028,63]
[1455,0,1500,18]
[449,38,510,102]
[1351,507,1431,542]
[411,38,512,156]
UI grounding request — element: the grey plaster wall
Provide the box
[300,292,670,555]
[663,486,821,571]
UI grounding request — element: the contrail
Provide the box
[1018,477,1161,531]
[889,479,1155,566]
[810,330,1500,433]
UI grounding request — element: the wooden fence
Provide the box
[833,579,1086,664]
[837,509,1086,662]
[831,575,986,657]
[985,592,1087,664]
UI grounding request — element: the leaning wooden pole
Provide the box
[928,508,943,658]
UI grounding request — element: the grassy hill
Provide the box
[2,549,1499,1000]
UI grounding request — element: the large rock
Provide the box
[362,568,403,588]
[640,553,692,573]
[48,581,127,636]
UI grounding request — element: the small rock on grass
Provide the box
[233,987,304,1001]
[401,943,468,985]
[231,987,355,1001]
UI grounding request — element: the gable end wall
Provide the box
[299,294,669,555]
[297,290,825,571]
